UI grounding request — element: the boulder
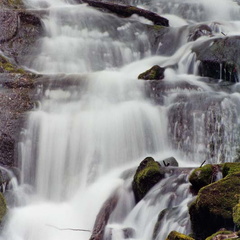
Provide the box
[132,157,164,203]
[159,157,178,167]
[138,65,165,80]
[0,10,43,65]
[189,172,240,239]
[221,162,240,177]
[192,36,240,82]
[165,231,194,240]
[189,164,221,192]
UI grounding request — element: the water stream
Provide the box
[2,0,240,240]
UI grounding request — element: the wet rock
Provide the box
[205,230,239,240]
[165,231,194,240]
[90,193,119,240]
[192,36,240,82]
[189,172,240,239]
[132,157,164,202]
[78,0,169,26]
[138,65,165,80]
[188,24,212,42]
[0,9,43,65]
[159,157,178,167]
[0,0,25,9]
[105,227,136,240]
[189,164,221,192]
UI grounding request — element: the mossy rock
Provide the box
[189,173,240,239]
[205,230,239,240]
[165,231,194,240]
[233,203,240,229]
[189,164,218,191]
[132,157,164,202]
[138,65,165,80]
[0,193,7,222]
[222,163,240,178]
[0,0,25,9]
[0,55,26,74]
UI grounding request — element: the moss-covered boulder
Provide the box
[165,231,194,240]
[192,36,240,82]
[189,172,240,239]
[132,157,164,202]
[138,65,165,80]
[189,164,220,192]
[222,162,240,177]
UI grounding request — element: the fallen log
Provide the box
[77,0,169,27]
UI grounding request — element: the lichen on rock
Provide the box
[138,65,165,80]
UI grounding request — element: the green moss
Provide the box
[189,173,240,239]
[189,164,215,191]
[222,163,240,177]
[166,231,194,240]
[233,203,240,228]
[206,231,234,240]
[132,157,164,202]
[0,55,26,74]
[0,193,7,222]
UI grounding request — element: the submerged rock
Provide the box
[132,157,164,202]
[189,172,240,239]
[165,231,194,240]
[138,65,165,80]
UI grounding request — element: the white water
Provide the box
[2,0,240,240]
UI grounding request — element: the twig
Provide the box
[46,224,91,232]
[200,160,206,168]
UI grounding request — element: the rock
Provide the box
[192,36,240,82]
[205,230,238,240]
[138,65,165,80]
[159,157,178,167]
[0,55,26,74]
[0,193,7,223]
[132,157,164,203]
[189,173,240,239]
[0,0,25,9]
[221,162,240,177]
[165,231,194,240]
[89,193,119,240]
[0,10,43,65]
[188,24,212,42]
[189,164,221,192]
[78,0,169,26]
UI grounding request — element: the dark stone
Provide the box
[138,65,165,80]
[188,24,212,42]
[132,157,164,203]
[192,36,240,82]
[78,0,169,26]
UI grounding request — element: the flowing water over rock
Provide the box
[2,0,240,240]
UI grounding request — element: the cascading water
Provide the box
[2,0,240,240]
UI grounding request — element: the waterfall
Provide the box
[2,0,240,240]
